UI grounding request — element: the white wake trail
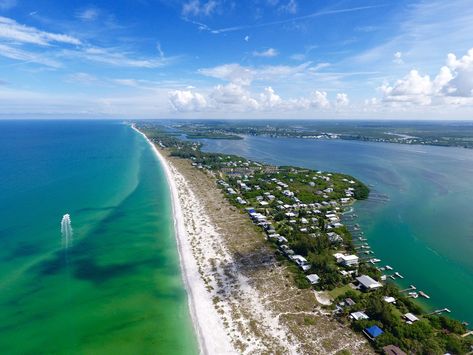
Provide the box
[61,214,73,249]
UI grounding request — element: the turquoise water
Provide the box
[0,120,197,354]
[201,135,473,325]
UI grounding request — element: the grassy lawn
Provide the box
[328,284,358,299]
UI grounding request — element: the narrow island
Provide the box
[133,122,473,355]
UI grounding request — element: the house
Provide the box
[291,255,311,271]
[350,311,369,321]
[333,253,359,266]
[383,345,407,355]
[404,313,419,324]
[383,296,396,304]
[356,275,382,291]
[363,325,384,341]
[283,190,294,197]
[236,197,247,205]
[328,232,343,243]
[345,298,356,306]
[306,274,320,285]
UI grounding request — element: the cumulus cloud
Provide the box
[444,48,473,97]
[336,93,349,107]
[0,16,81,46]
[253,48,278,57]
[168,84,339,113]
[259,87,282,108]
[312,90,330,108]
[169,90,208,111]
[380,48,473,106]
[171,60,346,114]
[182,0,218,17]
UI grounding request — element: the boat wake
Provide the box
[61,214,73,249]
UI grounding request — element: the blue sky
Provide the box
[0,0,472,119]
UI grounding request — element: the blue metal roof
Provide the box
[365,325,384,338]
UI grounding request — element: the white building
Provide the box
[306,274,320,285]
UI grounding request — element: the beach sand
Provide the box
[134,125,373,355]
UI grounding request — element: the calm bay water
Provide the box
[0,120,197,354]
[201,135,473,324]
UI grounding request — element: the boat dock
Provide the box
[400,285,416,292]
[426,308,451,316]
[461,330,473,338]
[419,291,430,299]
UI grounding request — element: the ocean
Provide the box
[0,120,197,354]
[200,134,473,325]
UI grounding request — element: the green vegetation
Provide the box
[136,121,473,355]
[165,119,473,149]
[334,284,473,354]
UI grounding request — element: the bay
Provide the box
[201,134,473,325]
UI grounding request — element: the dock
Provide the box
[400,285,416,292]
[461,330,473,338]
[419,291,430,299]
[426,308,451,316]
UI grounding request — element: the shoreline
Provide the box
[132,125,235,354]
[132,124,375,354]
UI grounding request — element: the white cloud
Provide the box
[0,16,175,69]
[253,48,278,57]
[393,51,403,64]
[63,46,173,68]
[336,93,349,107]
[182,0,218,17]
[380,48,473,106]
[169,90,208,111]
[444,48,473,97]
[199,62,312,86]
[0,43,61,67]
[76,8,99,22]
[199,63,254,85]
[210,83,259,110]
[167,84,338,113]
[0,16,81,46]
[311,90,330,108]
[259,87,282,108]
[279,0,297,14]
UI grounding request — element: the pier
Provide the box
[426,308,451,316]
[400,285,416,292]
[461,330,473,338]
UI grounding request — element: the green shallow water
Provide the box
[0,120,198,354]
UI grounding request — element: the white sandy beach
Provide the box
[133,125,372,355]
[133,125,236,354]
